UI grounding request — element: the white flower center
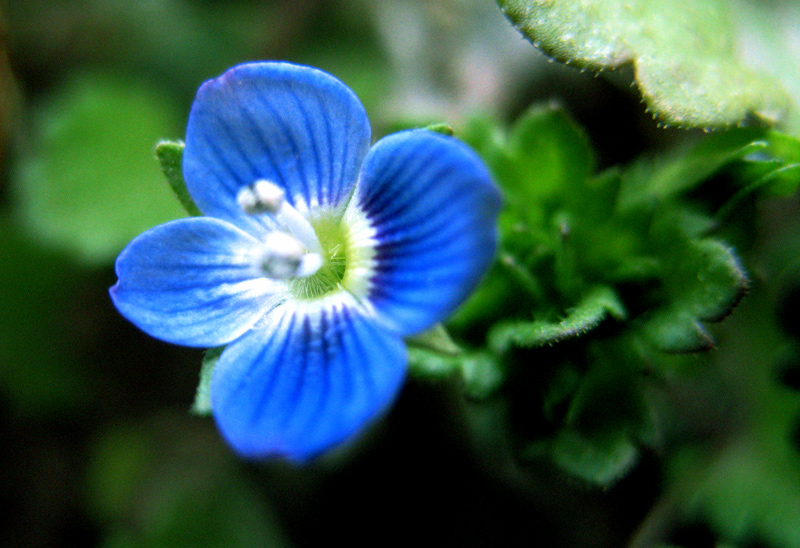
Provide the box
[238,180,323,280]
[237,179,377,300]
[257,232,323,279]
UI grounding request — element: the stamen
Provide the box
[237,179,285,214]
[237,180,323,255]
[258,232,322,280]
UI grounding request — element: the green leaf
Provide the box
[405,323,461,356]
[497,0,789,129]
[619,128,770,211]
[640,239,749,353]
[488,285,625,354]
[155,140,201,217]
[670,426,800,547]
[13,72,186,265]
[488,104,594,225]
[0,216,91,416]
[191,347,224,416]
[544,429,639,486]
[407,348,505,400]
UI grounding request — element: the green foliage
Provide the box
[488,285,625,353]
[0,216,91,415]
[496,0,789,130]
[13,72,187,264]
[410,104,800,490]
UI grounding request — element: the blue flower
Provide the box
[110,62,501,461]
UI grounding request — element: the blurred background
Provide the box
[2,1,798,547]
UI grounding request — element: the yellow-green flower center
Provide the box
[289,200,376,301]
[289,214,349,299]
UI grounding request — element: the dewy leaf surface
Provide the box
[497,0,789,129]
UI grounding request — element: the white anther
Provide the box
[237,179,285,215]
[237,179,323,256]
[258,232,321,280]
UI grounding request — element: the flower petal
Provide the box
[110,217,285,347]
[210,293,406,461]
[356,129,501,335]
[183,62,371,235]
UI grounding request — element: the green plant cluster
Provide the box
[407,105,800,543]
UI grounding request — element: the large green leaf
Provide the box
[497,0,789,129]
[13,72,187,265]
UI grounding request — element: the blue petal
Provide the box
[110,217,285,347]
[183,62,371,235]
[356,130,501,335]
[210,294,406,461]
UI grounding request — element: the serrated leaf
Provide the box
[497,0,789,129]
[489,285,625,354]
[13,72,186,264]
[155,140,201,217]
[192,347,224,416]
[640,239,748,353]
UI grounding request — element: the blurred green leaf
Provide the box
[547,428,638,486]
[0,216,91,415]
[424,122,455,136]
[733,0,800,136]
[408,348,505,400]
[13,72,186,264]
[406,323,461,356]
[87,418,289,548]
[619,129,770,211]
[497,0,789,129]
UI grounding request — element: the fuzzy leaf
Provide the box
[497,0,789,129]
[489,285,625,354]
[640,239,748,353]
